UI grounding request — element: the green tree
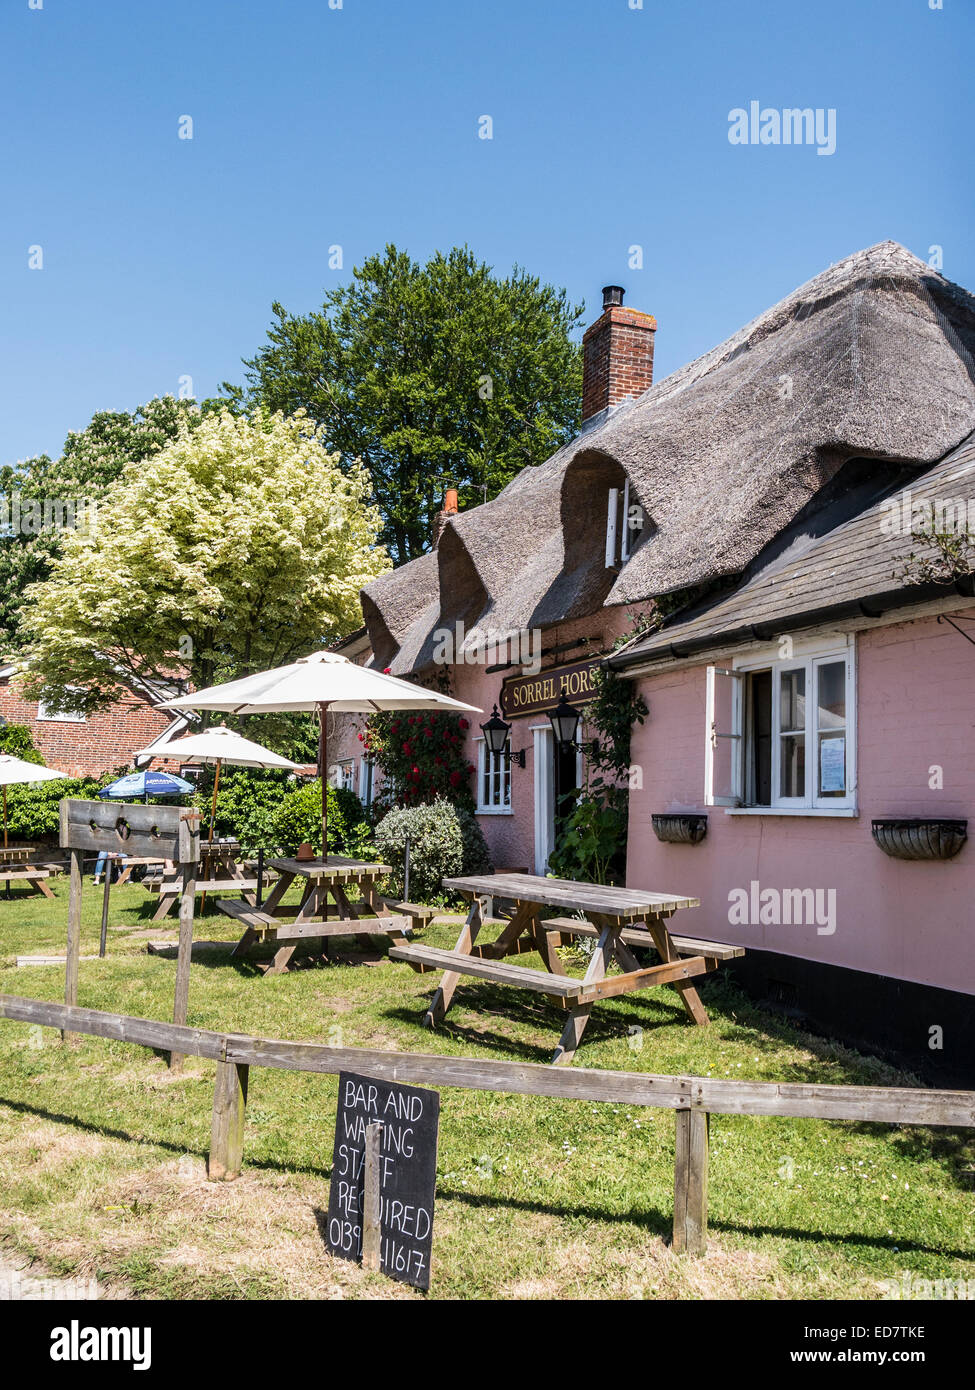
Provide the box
[225,245,584,562]
[0,722,44,764]
[18,408,390,716]
[0,397,205,651]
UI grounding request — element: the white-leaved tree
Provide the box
[19,408,390,714]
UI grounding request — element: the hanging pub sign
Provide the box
[325,1071,440,1290]
[500,656,602,720]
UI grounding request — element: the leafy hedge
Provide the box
[2,778,103,839]
[267,779,372,858]
[0,722,45,765]
[205,768,294,852]
[374,797,491,903]
[0,722,102,838]
[203,768,372,857]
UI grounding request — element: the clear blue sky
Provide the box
[1,0,970,469]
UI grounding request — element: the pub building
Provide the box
[330,243,975,1081]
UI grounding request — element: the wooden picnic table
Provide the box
[0,845,55,899]
[217,855,418,977]
[143,841,265,921]
[0,847,32,865]
[389,872,744,1066]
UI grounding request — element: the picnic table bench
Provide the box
[0,865,55,898]
[390,872,743,1066]
[218,855,416,976]
[0,844,56,898]
[143,841,271,921]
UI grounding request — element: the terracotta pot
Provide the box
[295,841,316,862]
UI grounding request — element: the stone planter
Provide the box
[651,813,708,845]
[870,818,967,861]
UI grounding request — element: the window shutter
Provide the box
[704,665,743,806]
[605,488,619,568]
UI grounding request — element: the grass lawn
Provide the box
[0,875,972,1301]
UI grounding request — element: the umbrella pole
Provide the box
[200,759,221,916]
[209,760,221,843]
[319,701,328,861]
[2,787,6,901]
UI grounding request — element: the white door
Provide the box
[532,725,555,876]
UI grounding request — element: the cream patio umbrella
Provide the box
[135,724,300,846]
[0,754,68,848]
[135,724,302,912]
[160,651,481,857]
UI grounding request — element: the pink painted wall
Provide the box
[626,610,975,995]
[447,611,634,870]
[329,609,635,872]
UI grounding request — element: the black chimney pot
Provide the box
[602,285,625,309]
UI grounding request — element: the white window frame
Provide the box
[475,736,512,815]
[37,691,86,723]
[358,757,374,809]
[705,635,857,816]
[333,759,355,793]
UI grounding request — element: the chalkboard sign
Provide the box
[325,1071,440,1290]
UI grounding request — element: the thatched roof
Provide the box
[361,242,975,676]
[598,241,975,604]
[360,550,439,671]
[607,429,975,670]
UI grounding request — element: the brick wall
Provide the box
[0,674,175,778]
[582,304,656,421]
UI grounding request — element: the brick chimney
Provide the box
[432,485,459,548]
[581,285,656,423]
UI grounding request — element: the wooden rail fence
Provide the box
[2,991,974,1257]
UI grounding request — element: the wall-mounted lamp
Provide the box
[547,694,599,758]
[480,705,526,769]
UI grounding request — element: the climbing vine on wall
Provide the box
[548,665,648,885]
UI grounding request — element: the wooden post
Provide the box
[63,848,83,1043]
[362,1120,384,1271]
[98,861,112,958]
[255,847,265,908]
[673,1108,709,1256]
[199,759,221,916]
[170,862,197,1072]
[318,700,329,859]
[208,1053,249,1181]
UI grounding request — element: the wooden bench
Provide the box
[215,899,280,935]
[0,867,55,899]
[374,896,438,928]
[541,917,744,961]
[146,876,263,895]
[389,942,584,998]
[390,940,711,1007]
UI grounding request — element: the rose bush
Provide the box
[363,710,474,810]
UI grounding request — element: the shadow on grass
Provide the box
[4,1097,973,1260]
[381,990,685,1064]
